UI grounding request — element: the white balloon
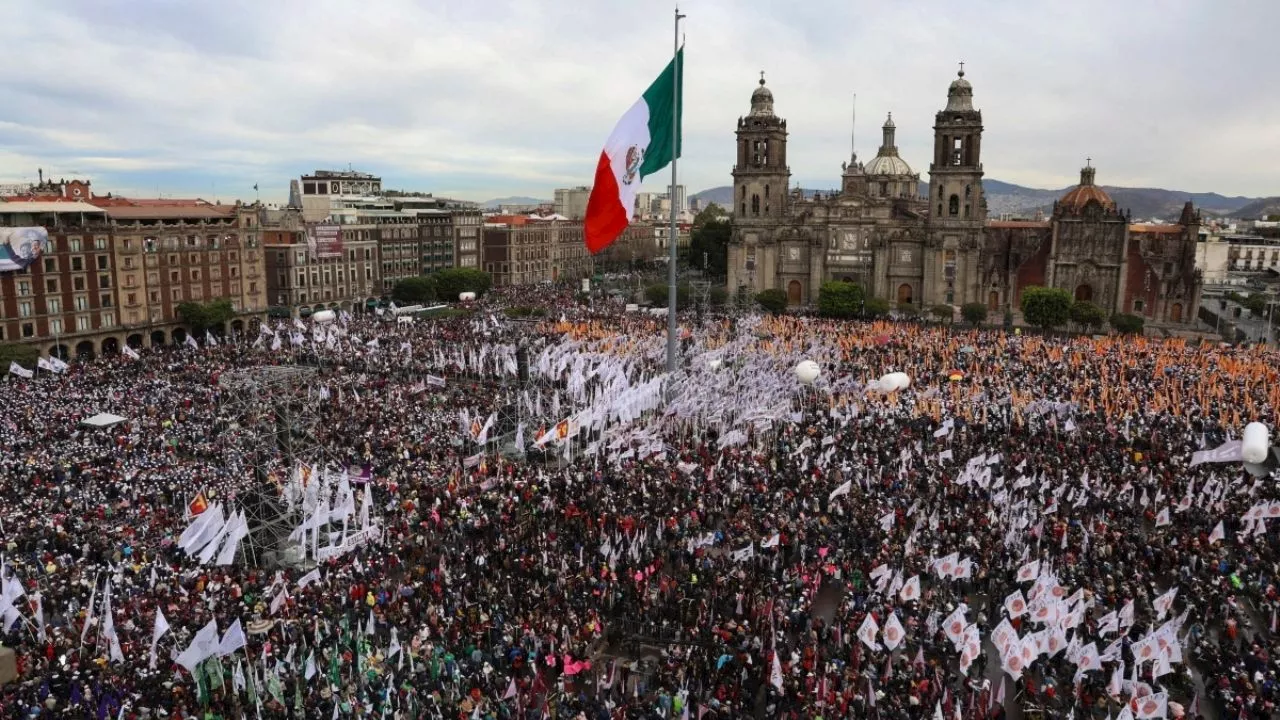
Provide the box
[1243,422,1270,465]
[311,310,336,324]
[880,372,911,391]
[794,360,820,385]
[459,292,477,302]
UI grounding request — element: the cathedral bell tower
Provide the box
[727,73,792,297]
[924,64,986,306]
[732,73,790,221]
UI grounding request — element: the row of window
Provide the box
[43,255,111,273]
[1,312,116,340]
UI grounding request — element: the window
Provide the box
[94,237,107,250]
[170,270,179,283]
[1133,299,1145,313]
[126,293,137,306]
[73,276,85,291]
[76,316,91,331]
[124,257,134,270]
[249,282,258,293]
[127,311,139,324]
[949,195,960,216]
[100,293,112,307]
[17,280,30,296]
[69,238,82,252]
[49,318,63,334]
[22,323,34,338]
[751,194,760,216]
[44,258,56,273]
[99,274,110,289]
[149,291,160,304]
[74,296,88,311]
[18,301,33,317]
[46,278,58,293]
[70,256,83,272]
[191,269,201,281]
[171,288,182,301]
[168,254,178,266]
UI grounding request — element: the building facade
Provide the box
[0,191,268,357]
[481,217,593,288]
[299,170,383,223]
[262,209,381,314]
[553,187,591,220]
[725,69,1203,326]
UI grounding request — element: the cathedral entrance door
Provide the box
[1074,284,1093,303]
[897,283,913,306]
[988,291,1000,311]
[787,280,803,305]
[1170,303,1183,323]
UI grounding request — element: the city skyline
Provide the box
[1,0,1276,204]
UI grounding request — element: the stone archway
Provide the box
[1074,284,1093,303]
[897,283,914,306]
[101,337,120,355]
[172,328,188,345]
[1170,303,1183,323]
[127,333,144,349]
[75,340,96,359]
[988,290,1000,311]
[50,343,70,360]
[151,330,167,346]
[787,280,803,305]
[231,319,245,337]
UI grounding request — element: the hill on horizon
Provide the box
[690,181,1267,222]
[481,196,547,209]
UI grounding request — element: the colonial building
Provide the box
[261,208,381,315]
[725,68,1202,326]
[0,190,268,358]
[481,216,593,288]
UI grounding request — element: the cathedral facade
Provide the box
[725,69,1203,326]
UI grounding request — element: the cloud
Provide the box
[0,0,1276,202]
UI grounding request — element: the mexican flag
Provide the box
[584,48,683,254]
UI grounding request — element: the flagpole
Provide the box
[666,5,684,372]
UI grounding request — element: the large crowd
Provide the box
[0,286,1277,720]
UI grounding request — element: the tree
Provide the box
[817,281,865,319]
[645,283,691,308]
[433,268,492,301]
[755,288,788,314]
[709,286,728,306]
[0,343,39,368]
[897,303,921,318]
[1070,301,1106,331]
[961,302,989,325]
[929,304,954,323]
[864,297,891,318]
[1019,286,1073,330]
[1110,312,1145,335]
[687,214,731,277]
[391,276,437,305]
[177,299,236,334]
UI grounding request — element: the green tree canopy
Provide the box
[929,304,954,323]
[434,268,492,301]
[755,288,787,314]
[177,299,236,334]
[645,283,691,308]
[864,297,891,318]
[391,276,437,305]
[1070,300,1107,331]
[817,281,865,319]
[961,302,989,325]
[1110,312,1145,335]
[0,343,40,367]
[1019,286,1073,330]
[688,203,730,277]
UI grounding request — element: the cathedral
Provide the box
[725,67,1203,326]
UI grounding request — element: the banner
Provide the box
[306,224,343,259]
[0,227,50,272]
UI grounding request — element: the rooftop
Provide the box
[986,220,1050,229]
[0,201,107,214]
[1128,224,1183,234]
[103,205,236,221]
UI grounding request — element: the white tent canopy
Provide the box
[81,412,128,429]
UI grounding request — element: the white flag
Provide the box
[149,608,170,669]
[1208,521,1225,545]
[857,613,881,651]
[218,618,247,656]
[8,361,33,379]
[122,345,141,360]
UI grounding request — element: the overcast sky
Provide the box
[1,0,1275,204]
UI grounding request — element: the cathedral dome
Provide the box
[749,74,775,117]
[865,154,913,176]
[865,113,913,176]
[1059,164,1115,213]
[944,67,975,112]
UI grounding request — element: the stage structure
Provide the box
[216,366,336,568]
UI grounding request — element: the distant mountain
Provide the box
[692,181,1268,222]
[1232,197,1280,220]
[481,196,547,209]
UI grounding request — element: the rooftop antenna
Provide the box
[851,93,857,161]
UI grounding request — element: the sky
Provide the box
[1,0,1276,204]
